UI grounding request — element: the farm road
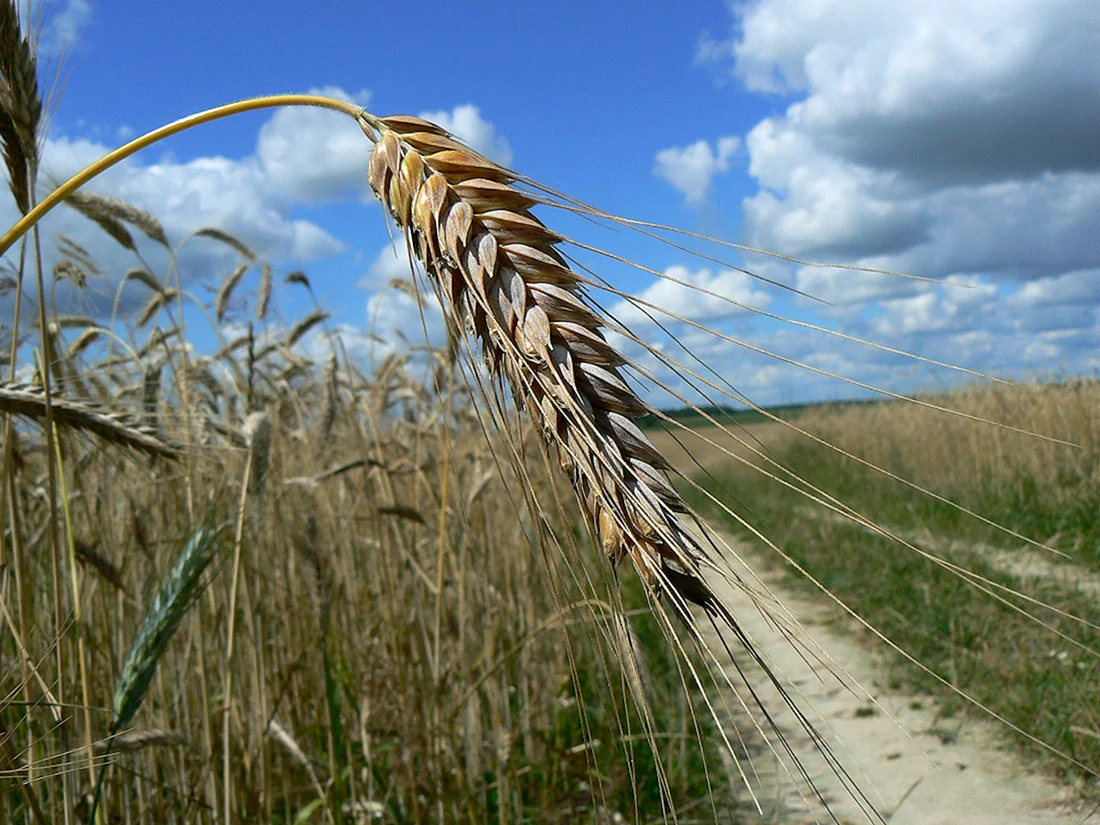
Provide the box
[648,423,1096,824]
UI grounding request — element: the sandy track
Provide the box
[649,423,1095,823]
[706,542,1091,824]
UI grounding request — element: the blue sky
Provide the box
[7,0,1100,408]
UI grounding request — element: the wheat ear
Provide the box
[0,0,39,215]
[361,113,718,615]
[0,380,181,459]
[89,526,222,824]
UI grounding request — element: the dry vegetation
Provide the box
[1,4,1098,824]
[0,7,731,822]
[2,310,721,822]
[677,384,1100,790]
[804,383,1100,561]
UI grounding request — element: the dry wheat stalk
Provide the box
[123,268,165,295]
[285,309,328,348]
[73,541,126,592]
[53,259,89,289]
[0,380,180,459]
[285,270,310,289]
[141,363,161,430]
[136,288,178,328]
[243,410,272,494]
[64,190,136,251]
[66,327,101,359]
[361,113,719,615]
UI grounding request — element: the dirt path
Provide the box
[647,423,1097,824]
[705,541,1093,824]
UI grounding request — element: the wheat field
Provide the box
[0,4,1097,824]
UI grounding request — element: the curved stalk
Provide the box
[0,93,364,258]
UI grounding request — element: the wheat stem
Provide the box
[33,346,69,825]
[0,714,47,825]
[223,420,259,825]
[52,422,97,796]
[432,388,453,687]
[0,94,363,257]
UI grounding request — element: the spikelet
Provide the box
[0,380,180,459]
[74,541,126,592]
[53,259,89,289]
[194,227,255,260]
[285,310,328,349]
[63,190,169,247]
[89,527,222,823]
[285,270,311,289]
[216,262,250,323]
[136,289,178,328]
[64,190,136,250]
[0,0,40,214]
[112,527,221,730]
[360,112,715,612]
[123,268,166,295]
[257,263,273,320]
[66,327,101,359]
[142,363,162,431]
[243,410,272,494]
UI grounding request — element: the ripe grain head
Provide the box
[361,112,723,622]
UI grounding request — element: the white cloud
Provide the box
[1,89,515,324]
[870,277,999,337]
[674,0,1100,394]
[722,0,1100,275]
[13,133,345,311]
[654,136,740,206]
[419,104,514,166]
[258,87,375,202]
[364,286,447,363]
[349,239,449,370]
[611,265,772,328]
[1012,269,1100,309]
[258,100,513,203]
[358,239,417,292]
[39,0,92,56]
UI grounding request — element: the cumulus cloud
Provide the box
[358,239,416,291]
[39,0,92,55]
[654,136,740,206]
[611,265,772,328]
[350,238,450,371]
[259,97,513,201]
[738,0,1100,184]
[1,90,514,326]
[721,1,1100,277]
[678,0,1100,391]
[257,87,375,202]
[364,286,447,363]
[419,104,514,166]
[0,133,344,316]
